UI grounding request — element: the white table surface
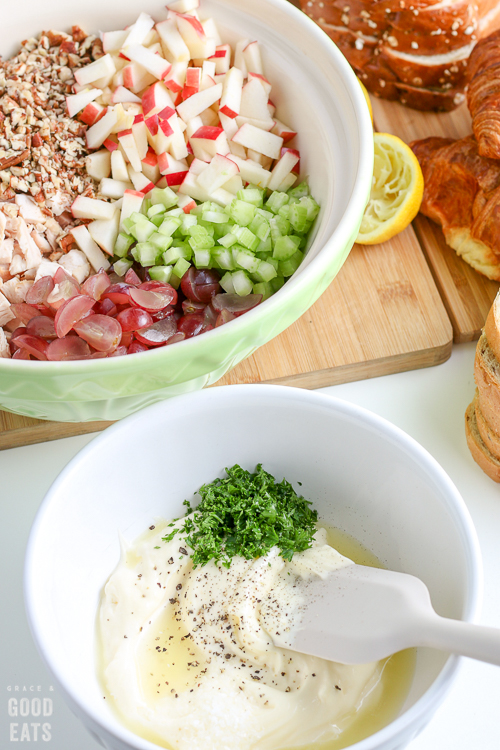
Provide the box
[2,340,500,748]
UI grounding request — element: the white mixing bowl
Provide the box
[24,384,482,750]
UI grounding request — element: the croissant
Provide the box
[410,134,500,280]
[467,29,500,159]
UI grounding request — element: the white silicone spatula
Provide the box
[272,564,500,666]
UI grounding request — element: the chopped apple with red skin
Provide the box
[85,149,111,181]
[117,128,143,171]
[110,104,134,133]
[226,154,271,188]
[218,112,246,158]
[86,107,119,150]
[201,18,221,45]
[88,210,120,255]
[120,190,145,230]
[141,81,175,116]
[281,147,300,173]
[70,226,111,272]
[123,62,156,94]
[131,114,149,159]
[268,100,276,117]
[111,85,141,104]
[166,0,199,11]
[185,67,201,91]
[277,172,297,191]
[126,166,155,194]
[66,88,103,117]
[209,44,231,75]
[231,122,282,159]
[102,29,128,53]
[177,194,196,213]
[141,149,161,183]
[267,148,300,191]
[240,78,273,122]
[176,82,222,122]
[247,149,273,170]
[176,14,216,59]
[143,28,161,47]
[222,174,244,194]
[157,152,189,185]
[200,73,216,92]
[164,61,188,92]
[71,196,117,221]
[271,119,297,143]
[219,67,243,119]
[75,54,116,87]
[111,149,130,182]
[243,41,263,75]
[103,137,119,152]
[99,177,132,199]
[122,12,155,48]
[155,19,190,62]
[124,44,172,81]
[196,154,239,193]
[234,39,249,78]
[79,101,107,126]
[190,125,229,158]
[168,118,189,160]
[199,107,219,127]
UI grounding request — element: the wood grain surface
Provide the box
[371,97,499,343]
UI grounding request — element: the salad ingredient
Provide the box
[356,133,423,245]
[163,463,318,568]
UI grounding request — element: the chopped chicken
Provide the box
[0,277,34,304]
[0,291,15,326]
[58,249,91,284]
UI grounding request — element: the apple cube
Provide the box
[176,14,216,59]
[141,149,161,183]
[66,88,103,117]
[199,107,219,128]
[111,86,142,104]
[164,61,188,92]
[234,38,249,78]
[166,0,199,11]
[117,128,143,171]
[127,166,155,194]
[248,72,272,97]
[202,60,216,78]
[235,115,274,131]
[70,225,111,272]
[277,172,297,191]
[231,123,283,159]
[102,29,128,53]
[201,18,221,46]
[219,67,243,119]
[185,67,201,91]
[111,149,130,182]
[85,149,111,181]
[79,102,107,126]
[123,12,155,48]
[196,154,239,193]
[142,81,175,116]
[71,196,117,221]
[125,44,172,81]
[218,112,246,158]
[247,149,273,170]
[122,62,156,94]
[222,174,244,194]
[177,193,196,213]
[88,210,120,255]
[176,82,222,122]
[271,119,297,143]
[86,107,119,150]
[226,154,271,188]
[131,114,149,160]
[243,41,263,75]
[103,137,119,152]
[240,78,272,122]
[200,73,216,92]
[120,189,145,229]
[110,104,134,133]
[75,54,116,87]
[99,177,132,199]
[209,44,230,75]
[156,19,190,62]
[157,152,189,185]
[190,126,229,158]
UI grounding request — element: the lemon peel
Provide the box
[356,132,424,245]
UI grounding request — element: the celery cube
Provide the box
[149,265,173,284]
[193,248,212,268]
[147,204,166,219]
[253,260,278,282]
[172,257,191,278]
[266,191,289,214]
[150,186,178,209]
[252,281,274,300]
[228,199,255,226]
[114,232,135,258]
[220,271,236,294]
[232,269,253,296]
[273,235,301,261]
[235,248,260,274]
[113,258,133,276]
[150,233,173,252]
[279,249,303,277]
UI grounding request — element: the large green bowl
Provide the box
[0,0,373,422]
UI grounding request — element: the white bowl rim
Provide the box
[24,383,483,750]
[1,0,374,375]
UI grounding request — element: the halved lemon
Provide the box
[357,77,373,125]
[356,132,424,245]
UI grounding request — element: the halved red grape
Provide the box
[81,270,111,301]
[124,267,142,286]
[135,316,177,346]
[129,286,176,312]
[55,295,96,338]
[215,309,236,327]
[139,280,173,292]
[180,267,220,304]
[211,293,262,316]
[128,341,150,354]
[26,315,57,339]
[10,303,40,325]
[182,299,205,315]
[115,307,153,332]
[164,332,185,345]
[101,283,133,305]
[177,313,207,338]
[12,348,31,360]
[119,331,133,348]
[73,314,122,352]
[46,336,91,361]
[14,334,49,360]
[108,345,129,357]
[26,276,54,306]
[53,267,80,290]
[151,306,175,321]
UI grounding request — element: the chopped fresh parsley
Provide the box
[162,464,318,568]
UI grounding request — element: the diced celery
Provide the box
[147,204,166,219]
[271,275,285,292]
[299,195,320,220]
[179,213,198,234]
[131,219,157,243]
[114,232,135,258]
[228,199,255,226]
[232,225,259,252]
[213,221,235,240]
[212,247,235,270]
[163,245,191,264]
[255,208,274,221]
[193,248,212,268]
[158,216,182,237]
[130,212,145,224]
[253,260,278,282]
[232,269,253,296]
[165,207,184,218]
[273,234,301,260]
[278,204,291,221]
[169,272,181,290]
[150,233,174,252]
[218,232,238,248]
[236,187,263,207]
[122,217,135,234]
[252,281,274,300]
[172,257,191,278]
[135,242,161,267]
[279,249,303,277]
[188,225,214,251]
[113,258,133,276]
[142,198,152,215]
[234,248,261,274]
[203,210,228,224]
[266,191,289,214]
[287,182,310,199]
[289,202,309,232]
[220,271,236,294]
[256,237,272,254]
[149,265,173,284]
[150,186,178,209]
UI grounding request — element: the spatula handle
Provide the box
[420,615,500,667]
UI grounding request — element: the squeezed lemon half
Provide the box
[356,132,424,245]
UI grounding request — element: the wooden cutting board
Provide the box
[371,97,499,343]
[0,222,452,450]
